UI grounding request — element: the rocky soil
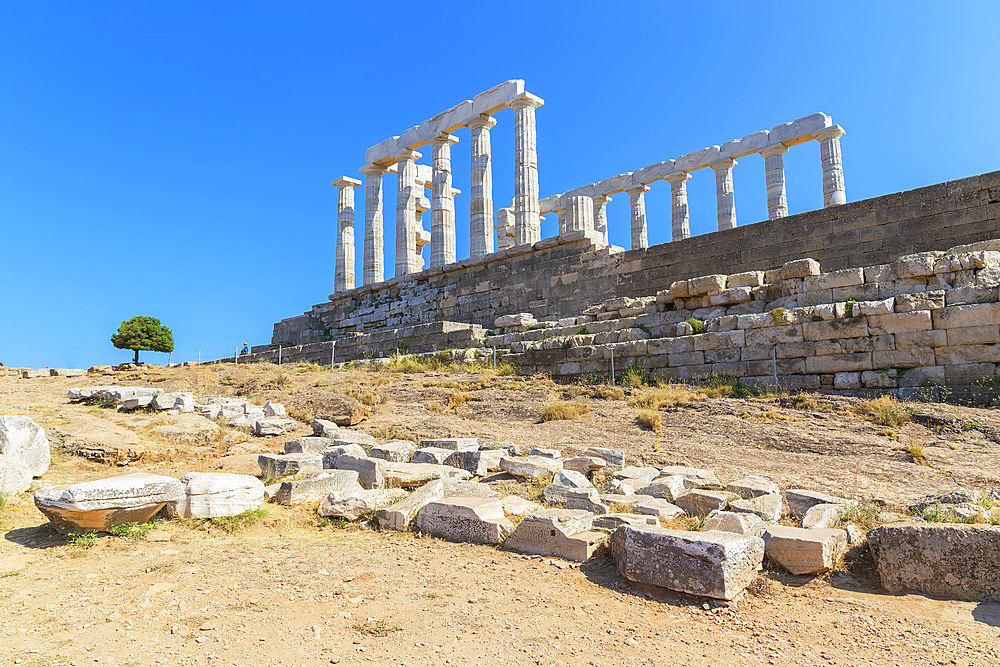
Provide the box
[2,363,999,665]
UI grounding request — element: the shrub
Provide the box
[542,401,590,421]
[628,386,700,410]
[854,395,913,428]
[770,307,786,324]
[636,408,662,431]
[685,318,705,334]
[67,531,98,547]
[618,365,647,387]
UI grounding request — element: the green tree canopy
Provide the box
[111,316,174,364]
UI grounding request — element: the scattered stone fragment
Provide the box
[0,456,32,495]
[166,472,264,518]
[258,453,322,480]
[785,489,851,518]
[703,510,767,537]
[377,479,445,531]
[475,449,505,471]
[369,440,417,463]
[384,462,472,488]
[285,437,334,454]
[311,419,339,437]
[273,470,363,506]
[263,401,286,417]
[674,490,732,517]
[444,450,489,476]
[802,503,851,529]
[327,431,376,447]
[335,455,386,489]
[527,447,561,459]
[551,469,593,489]
[412,447,451,465]
[152,392,195,412]
[320,444,367,469]
[253,418,297,437]
[34,473,184,533]
[729,493,783,522]
[633,498,685,519]
[0,415,51,477]
[419,438,479,451]
[639,475,687,501]
[613,466,659,482]
[121,395,154,410]
[867,524,1000,600]
[726,475,781,499]
[499,495,543,519]
[593,513,660,531]
[582,447,625,468]
[499,455,563,480]
[658,466,722,490]
[318,488,408,520]
[562,456,607,476]
[415,497,514,545]
[764,525,848,575]
[504,509,606,561]
[611,525,764,600]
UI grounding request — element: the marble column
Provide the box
[468,115,496,259]
[593,195,612,245]
[332,176,361,292]
[360,165,386,285]
[555,207,567,236]
[511,92,544,245]
[709,159,738,231]
[626,185,650,250]
[666,173,691,241]
[495,207,515,251]
[816,126,847,207]
[394,149,422,276]
[564,196,595,233]
[761,145,789,220]
[430,133,458,268]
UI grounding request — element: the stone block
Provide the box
[687,274,728,296]
[562,456,607,476]
[527,447,562,459]
[384,462,472,488]
[935,344,1000,365]
[258,453,322,480]
[703,510,767,537]
[443,450,488,476]
[785,489,850,519]
[335,454,385,489]
[412,447,451,465]
[638,476,687,501]
[867,311,932,334]
[499,495,543,519]
[167,472,264,519]
[632,498,684,519]
[611,525,764,600]
[779,258,821,280]
[328,430,377,447]
[613,466,660,482]
[674,490,732,516]
[727,271,765,288]
[419,438,480,451]
[377,479,445,531]
[442,478,499,498]
[805,353,872,373]
[946,326,1000,346]
[499,455,563,480]
[726,475,780,499]
[503,509,604,561]
[285,437,335,455]
[318,488,409,520]
[320,444,367,468]
[801,503,850,529]
[895,291,945,312]
[932,303,1000,329]
[729,493,783,522]
[764,526,847,575]
[369,440,417,463]
[0,415,50,477]
[0,456,32,495]
[803,318,868,341]
[803,268,864,291]
[253,417,297,436]
[593,513,661,531]
[658,466,722,490]
[263,401,286,417]
[34,473,184,534]
[273,470,363,506]
[415,497,514,545]
[311,419,339,437]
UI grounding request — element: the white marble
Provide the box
[511,93,543,246]
[709,159,738,230]
[430,133,458,268]
[394,150,422,276]
[626,185,650,250]
[468,115,496,258]
[666,172,691,241]
[816,125,847,207]
[761,144,789,219]
[495,207,515,250]
[332,176,361,292]
[564,195,594,233]
[593,195,612,245]
[360,165,386,285]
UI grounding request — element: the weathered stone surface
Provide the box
[582,447,625,467]
[785,489,850,518]
[318,488,409,520]
[703,510,767,537]
[285,436,335,454]
[730,493,783,522]
[412,447,451,465]
[593,513,660,531]
[632,498,685,519]
[500,495,543,518]
[273,470,363,506]
[377,480,445,531]
[674,490,732,516]
[327,430,377,447]
[0,415,50,477]
[369,440,416,463]
[311,419,339,437]
[442,478,499,498]
[334,454,387,489]
[320,444,367,469]
[384,462,472,488]
[34,473,184,533]
[0,456,32,495]
[152,392,195,412]
[527,447,561,459]
[121,395,154,410]
[419,438,479,451]
[263,401,286,417]
[415,497,514,545]
[444,450,488,476]
[253,417,297,436]
[726,475,781,499]
[166,472,264,518]
[562,455,606,476]
[544,484,598,506]
[639,475,688,501]
[613,466,660,482]
[551,469,593,489]
[499,455,563,480]
[611,525,765,600]
[867,524,1000,600]
[258,453,322,480]
[658,466,722,490]
[764,525,847,575]
[801,503,850,529]
[504,509,605,561]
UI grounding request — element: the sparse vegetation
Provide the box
[740,409,805,423]
[839,502,882,530]
[770,307,786,324]
[178,508,269,533]
[618,365,648,387]
[628,386,700,410]
[854,395,913,428]
[896,443,927,466]
[542,400,591,421]
[635,408,662,431]
[67,531,98,548]
[353,619,402,637]
[685,317,705,334]
[109,519,159,541]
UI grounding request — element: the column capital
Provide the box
[665,172,691,186]
[708,158,737,171]
[360,164,387,178]
[509,92,544,110]
[467,114,497,130]
[332,176,362,189]
[593,194,613,205]
[431,132,459,146]
[393,149,422,163]
[760,144,789,159]
[626,184,650,196]
[814,125,846,141]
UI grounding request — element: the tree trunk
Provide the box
[133,349,140,364]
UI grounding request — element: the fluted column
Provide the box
[666,173,691,241]
[555,207,567,235]
[626,185,650,250]
[593,195,612,245]
[394,149,422,276]
[430,133,459,268]
[816,126,847,207]
[511,93,544,245]
[761,145,789,219]
[709,159,737,231]
[332,176,361,292]
[360,165,386,285]
[564,196,594,233]
[469,115,497,258]
[495,207,515,250]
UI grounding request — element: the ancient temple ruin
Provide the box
[255,81,1000,395]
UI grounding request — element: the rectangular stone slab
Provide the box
[415,497,514,545]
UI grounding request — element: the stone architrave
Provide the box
[816,126,847,207]
[332,176,361,292]
[511,92,544,245]
[34,473,185,534]
[563,195,595,233]
[593,194,612,245]
[394,149,422,276]
[625,185,650,250]
[468,115,497,258]
[360,165,387,285]
[709,159,738,230]
[666,172,692,241]
[761,144,789,219]
[430,133,459,268]
[495,207,515,250]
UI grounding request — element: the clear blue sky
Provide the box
[2,2,998,368]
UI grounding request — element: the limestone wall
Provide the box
[270,171,1000,349]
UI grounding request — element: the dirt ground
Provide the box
[2,363,999,666]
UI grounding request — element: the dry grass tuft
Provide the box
[739,409,805,423]
[635,408,662,431]
[854,395,913,428]
[542,401,591,421]
[628,386,700,410]
[895,442,927,466]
